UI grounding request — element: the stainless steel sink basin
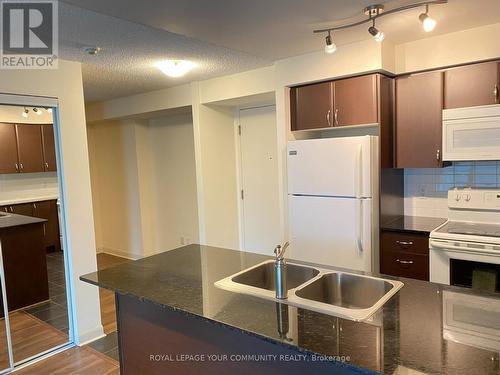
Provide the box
[232,261,320,291]
[215,260,404,322]
[295,273,394,310]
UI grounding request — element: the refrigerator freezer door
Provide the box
[288,195,372,272]
[287,136,373,198]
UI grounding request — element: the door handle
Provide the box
[396,240,414,247]
[356,200,363,254]
[15,163,19,172]
[334,109,339,126]
[326,110,331,126]
[436,149,440,162]
[19,163,24,171]
[494,85,499,102]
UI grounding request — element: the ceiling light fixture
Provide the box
[22,107,29,118]
[315,0,447,53]
[33,107,43,115]
[324,31,337,54]
[155,60,196,78]
[419,4,437,32]
[368,20,385,42]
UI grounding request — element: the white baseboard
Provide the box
[97,246,141,260]
[77,325,105,346]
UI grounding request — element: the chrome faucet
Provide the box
[274,242,289,299]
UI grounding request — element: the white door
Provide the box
[287,136,374,198]
[288,195,372,272]
[239,106,281,254]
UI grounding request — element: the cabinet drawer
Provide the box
[381,231,429,255]
[380,250,429,281]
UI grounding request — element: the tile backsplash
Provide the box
[404,161,500,218]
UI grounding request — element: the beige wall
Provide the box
[88,113,199,258]
[0,60,102,344]
[149,114,199,250]
[395,22,500,73]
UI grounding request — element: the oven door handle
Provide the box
[430,240,500,256]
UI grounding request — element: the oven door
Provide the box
[443,290,500,351]
[430,239,500,286]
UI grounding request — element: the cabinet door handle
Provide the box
[326,110,331,126]
[334,109,339,126]
[15,163,19,172]
[9,206,13,213]
[495,85,499,102]
[45,162,49,169]
[396,240,414,246]
[19,163,24,171]
[396,259,414,265]
[436,149,441,161]
[33,203,37,210]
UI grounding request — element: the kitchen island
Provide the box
[0,212,49,315]
[81,244,500,375]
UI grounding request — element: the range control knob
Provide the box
[463,194,471,202]
[455,194,461,202]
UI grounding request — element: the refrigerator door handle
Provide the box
[356,199,363,254]
[355,144,363,199]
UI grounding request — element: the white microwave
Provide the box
[443,105,500,161]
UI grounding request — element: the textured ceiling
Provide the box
[60,0,500,102]
[58,2,270,102]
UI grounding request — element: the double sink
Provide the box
[215,260,403,321]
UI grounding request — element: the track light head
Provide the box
[324,32,337,54]
[419,5,436,32]
[22,107,29,118]
[368,22,385,42]
[33,107,43,115]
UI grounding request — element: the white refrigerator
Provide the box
[287,136,379,272]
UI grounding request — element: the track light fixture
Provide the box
[419,4,437,32]
[324,31,337,54]
[314,0,447,53]
[368,20,385,42]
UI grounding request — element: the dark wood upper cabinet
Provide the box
[15,124,45,173]
[334,74,378,126]
[41,124,57,172]
[0,123,19,174]
[444,61,500,109]
[396,71,445,168]
[291,81,334,131]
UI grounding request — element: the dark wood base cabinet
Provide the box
[0,223,50,316]
[380,231,430,281]
[1,200,60,253]
[115,294,361,375]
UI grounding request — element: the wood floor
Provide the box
[15,345,120,375]
[0,311,68,369]
[96,253,130,334]
[0,253,128,373]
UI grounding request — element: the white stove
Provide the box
[430,189,500,285]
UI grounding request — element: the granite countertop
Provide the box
[81,244,500,375]
[0,212,46,229]
[381,215,447,234]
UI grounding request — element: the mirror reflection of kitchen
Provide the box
[0,104,70,370]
